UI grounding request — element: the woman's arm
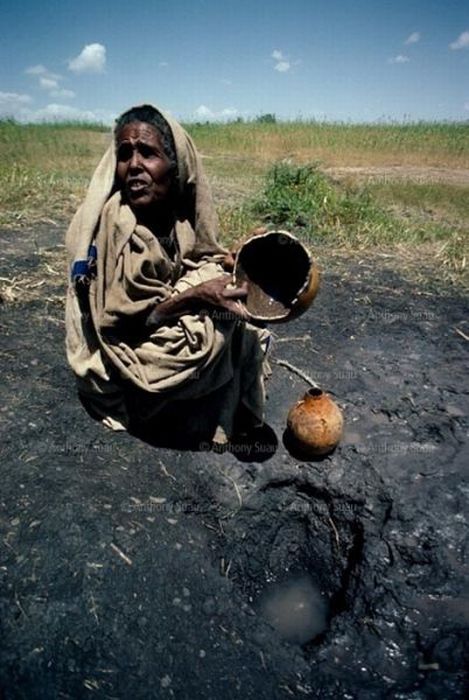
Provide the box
[146,275,249,327]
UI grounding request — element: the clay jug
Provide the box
[287,388,343,457]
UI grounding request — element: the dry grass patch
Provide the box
[187,121,469,169]
[0,121,109,227]
[0,246,67,305]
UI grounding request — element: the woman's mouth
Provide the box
[128,180,148,194]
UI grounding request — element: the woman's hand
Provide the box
[189,276,248,315]
[146,275,249,328]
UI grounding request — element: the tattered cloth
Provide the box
[64,105,268,440]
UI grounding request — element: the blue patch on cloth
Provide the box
[71,245,98,283]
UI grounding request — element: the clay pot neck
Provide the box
[305,388,324,400]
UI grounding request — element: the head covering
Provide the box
[65,104,225,284]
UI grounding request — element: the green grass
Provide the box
[367,181,469,224]
[1,118,468,278]
[251,162,398,242]
[218,162,468,274]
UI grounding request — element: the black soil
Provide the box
[1,225,468,699]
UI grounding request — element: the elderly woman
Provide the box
[65,104,270,447]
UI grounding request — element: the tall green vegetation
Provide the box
[218,162,468,274]
[249,163,397,244]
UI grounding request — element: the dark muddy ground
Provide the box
[0,224,468,699]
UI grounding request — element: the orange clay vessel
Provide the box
[287,388,344,457]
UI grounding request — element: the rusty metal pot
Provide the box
[233,230,320,323]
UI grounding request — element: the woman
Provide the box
[65,104,270,447]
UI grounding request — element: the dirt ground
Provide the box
[323,165,469,186]
[0,222,468,699]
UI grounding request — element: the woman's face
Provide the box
[115,121,174,211]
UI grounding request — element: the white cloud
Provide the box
[194,104,213,119]
[50,88,75,99]
[26,64,71,98]
[0,92,33,115]
[271,49,295,73]
[388,54,410,64]
[25,64,48,76]
[39,76,59,90]
[193,104,239,121]
[18,103,114,123]
[221,78,232,86]
[32,104,93,120]
[450,31,469,50]
[0,92,112,122]
[0,91,32,106]
[275,60,291,72]
[158,61,169,68]
[464,102,469,112]
[25,64,75,99]
[68,43,106,73]
[26,65,60,81]
[405,32,420,45]
[220,108,238,118]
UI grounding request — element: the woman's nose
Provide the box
[129,149,142,170]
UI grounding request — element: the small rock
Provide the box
[445,404,465,417]
[160,675,171,688]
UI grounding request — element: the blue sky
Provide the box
[1,0,468,123]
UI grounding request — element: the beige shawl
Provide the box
[65,105,267,439]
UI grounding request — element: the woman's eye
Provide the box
[117,144,132,161]
[140,144,157,158]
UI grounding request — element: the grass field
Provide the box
[0,118,468,280]
[189,120,469,167]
